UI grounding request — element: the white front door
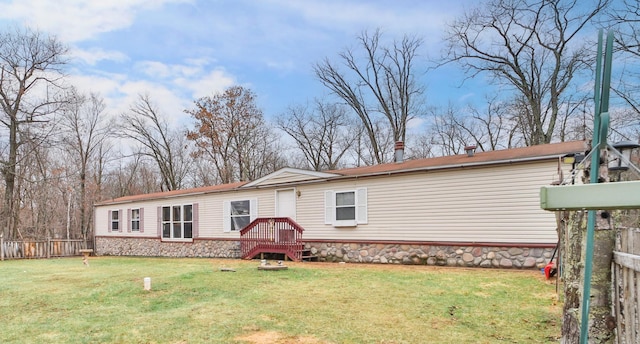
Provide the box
[276,189,296,220]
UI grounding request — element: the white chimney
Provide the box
[464,145,477,157]
[394,141,405,163]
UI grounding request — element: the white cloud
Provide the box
[68,58,238,127]
[136,61,173,79]
[0,0,191,42]
[176,68,237,99]
[407,116,426,130]
[67,72,126,99]
[136,60,216,80]
[271,0,467,47]
[67,72,187,124]
[132,59,237,99]
[118,80,190,123]
[458,92,476,103]
[1,0,482,130]
[71,47,128,66]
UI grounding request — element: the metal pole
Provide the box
[580,29,614,344]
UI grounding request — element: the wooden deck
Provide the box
[240,217,304,262]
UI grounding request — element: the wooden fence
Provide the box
[613,227,640,344]
[0,238,93,260]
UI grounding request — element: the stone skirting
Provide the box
[95,237,554,268]
[304,242,555,269]
[95,237,241,258]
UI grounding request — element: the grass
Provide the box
[0,257,561,343]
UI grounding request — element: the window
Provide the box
[127,208,144,233]
[223,199,257,232]
[131,208,140,232]
[110,210,120,232]
[325,188,367,227]
[161,204,193,239]
[336,191,356,221]
[230,200,250,231]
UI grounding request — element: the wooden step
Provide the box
[301,250,318,261]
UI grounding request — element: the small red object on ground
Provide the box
[544,262,557,279]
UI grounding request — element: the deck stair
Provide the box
[300,249,318,262]
[240,217,306,262]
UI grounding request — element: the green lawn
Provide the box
[0,257,561,343]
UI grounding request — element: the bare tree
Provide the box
[0,27,68,238]
[17,139,62,239]
[102,155,160,199]
[442,0,611,146]
[120,94,191,191]
[405,133,435,160]
[186,86,284,183]
[422,97,530,157]
[426,103,475,156]
[609,0,640,59]
[606,0,640,138]
[276,100,355,171]
[467,97,522,151]
[59,90,113,239]
[315,29,425,164]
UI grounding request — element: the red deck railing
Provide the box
[239,217,304,261]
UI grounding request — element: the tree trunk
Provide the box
[3,117,18,239]
[561,147,616,343]
[80,170,87,240]
[588,210,615,343]
[561,210,584,343]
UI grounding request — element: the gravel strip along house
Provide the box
[94,140,586,268]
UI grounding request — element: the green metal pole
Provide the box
[579,29,613,344]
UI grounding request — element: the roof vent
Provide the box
[464,145,477,157]
[394,141,405,163]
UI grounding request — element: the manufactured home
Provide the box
[94,140,586,268]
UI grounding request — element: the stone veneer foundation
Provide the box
[303,242,555,269]
[95,237,554,268]
[95,237,241,258]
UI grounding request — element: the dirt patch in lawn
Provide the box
[234,330,329,344]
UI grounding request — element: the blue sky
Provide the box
[0,0,484,127]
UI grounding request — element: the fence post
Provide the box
[1,233,4,261]
[46,237,50,259]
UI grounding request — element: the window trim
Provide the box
[325,188,367,227]
[160,204,194,241]
[130,208,141,232]
[335,190,356,224]
[109,209,122,232]
[223,198,258,232]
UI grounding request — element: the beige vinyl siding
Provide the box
[95,158,567,245]
[95,189,277,239]
[95,204,156,237]
[196,189,275,237]
[296,160,562,244]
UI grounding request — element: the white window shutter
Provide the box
[127,208,132,232]
[156,206,162,237]
[222,201,231,232]
[119,209,124,232]
[356,188,368,224]
[250,198,258,222]
[108,210,112,232]
[324,191,335,225]
[192,203,199,238]
[140,208,145,233]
